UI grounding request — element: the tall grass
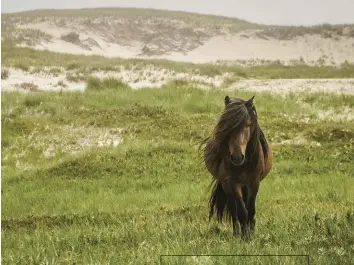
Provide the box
[2,85,354,264]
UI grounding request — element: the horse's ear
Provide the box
[224,95,231,105]
[245,96,255,107]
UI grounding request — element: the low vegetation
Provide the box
[60,32,80,44]
[2,44,354,79]
[18,82,39,91]
[86,76,130,91]
[255,24,354,40]
[2,83,354,264]
[1,68,9,79]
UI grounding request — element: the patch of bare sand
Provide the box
[1,67,86,92]
[17,22,143,58]
[166,33,354,65]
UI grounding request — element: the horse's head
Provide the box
[224,95,257,166]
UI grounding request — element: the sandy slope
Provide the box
[12,21,354,65]
[170,34,354,64]
[17,23,143,59]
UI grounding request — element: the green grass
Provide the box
[2,85,354,265]
[2,44,354,79]
[86,76,130,91]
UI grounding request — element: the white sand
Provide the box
[18,22,143,59]
[1,68,86,92]
[167,34,354,65]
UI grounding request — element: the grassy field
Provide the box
[1,80,354,264]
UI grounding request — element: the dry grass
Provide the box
[18,82,39,91]
[254,24,354,40]
[60,32,80,44]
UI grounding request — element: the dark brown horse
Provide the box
[201,95,272,237]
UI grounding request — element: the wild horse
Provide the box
[201,95,273,237]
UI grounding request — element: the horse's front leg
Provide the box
[233,184,249,238]
[221,181,239,236]
[246,183,260,234]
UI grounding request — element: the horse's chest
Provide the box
[230,166,259,185]
[231,171,250,184]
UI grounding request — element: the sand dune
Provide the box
[2,8,354,95]
[5,15,354,65]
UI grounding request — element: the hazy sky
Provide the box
[2,0,354,26]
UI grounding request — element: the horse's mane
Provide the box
[201,100,268,174]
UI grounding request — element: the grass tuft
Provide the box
[60,32,80,44]
[86,76,130,91]
[1,68,9,79]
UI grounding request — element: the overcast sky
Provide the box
[2,0,354,26]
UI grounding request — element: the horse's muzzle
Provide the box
[230,154,245,166]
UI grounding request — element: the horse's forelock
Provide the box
[212,103,249,142]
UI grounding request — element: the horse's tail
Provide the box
[209,180,228,222]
